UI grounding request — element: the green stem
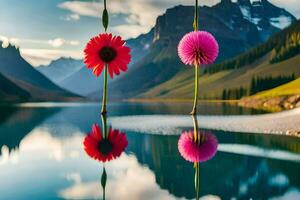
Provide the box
[101,165,107,200]
[103,0,107,9]
[101,114,108,138]
[103,187,106,200]
[101,65,108,115]
[195,163,200,200]
[191,0,199,115]
[191,63,199,115]
[192,115,200,144]
[193,0,199,31]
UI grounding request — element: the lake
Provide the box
[0,102,299,200]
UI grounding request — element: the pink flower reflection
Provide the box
[178,130,218,163]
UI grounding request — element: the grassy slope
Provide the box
[255,77,300,97]
[139,54,300,99]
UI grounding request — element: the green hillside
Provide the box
[239,77,300,112]
[254,78,300,97]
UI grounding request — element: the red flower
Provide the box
[83,124,128,162]
[84,33,131,78]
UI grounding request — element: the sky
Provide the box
[0,0,299,67]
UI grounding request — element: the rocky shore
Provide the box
[239,94,300,112]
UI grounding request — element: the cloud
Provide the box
[20,48,82,66]
[59,154,185,200]
[110,24,152,39]
[0,35,80,48]
[271,0,300,18]
[48,38,80,47]
[63,13,81,21]
[0,34,82,66]
[57,0,198,36]
[58,1,101,17]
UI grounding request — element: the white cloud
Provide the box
[20,48,82,66]
[111,24,151,39]
[0,35,21,47]
[20,128,66,161]
[63,13,81,21]
[48,38,80,48]
[271,0,300,18]
[57,0,197,36]
[59,154,185,200]
[0,35,80,48]
[58,1,101,17]
[6,37,81,66]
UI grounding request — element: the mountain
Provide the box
[59,67,101,96]
[37,57,84,84]
[0,42,82,101]
[0,72,30,102]
[237,0,295,40]
[89,0,295,100]
[140,19,300,101]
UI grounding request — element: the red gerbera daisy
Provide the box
[84,33,131,78]
[83,124,128,162]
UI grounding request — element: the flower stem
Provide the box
[191,0,199,115]
[193,0,199,31]
[104,0,107,9]
[101,114,108,138]
[103,188,106,200]
[192,115,200,144]
[101,165,107,200]
[101,65,108,115]
[191,63,199,115]
[195,163,200,200]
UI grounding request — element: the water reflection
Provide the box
[178,116,218,199]
[0,104,299,199]
[0,107,60,156]
[83,114,128,199]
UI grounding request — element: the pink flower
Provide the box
[178,130,218,163]
[178,31,219,66]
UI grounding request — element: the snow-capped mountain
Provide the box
[238,0,295,39]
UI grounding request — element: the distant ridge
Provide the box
[0,42,83,102]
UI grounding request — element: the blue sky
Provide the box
[0,0,299,66]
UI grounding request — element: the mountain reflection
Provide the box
[0,106,60,155]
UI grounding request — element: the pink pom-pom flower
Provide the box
[178,130,218,163]
[178,31,219,66]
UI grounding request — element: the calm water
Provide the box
[0,102,299,200]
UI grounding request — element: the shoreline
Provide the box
[239,94,300,112]
[109,109,300,138]
[126,98,239,103]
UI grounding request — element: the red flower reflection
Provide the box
[84,33,131,78]
[83,124,128,162]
